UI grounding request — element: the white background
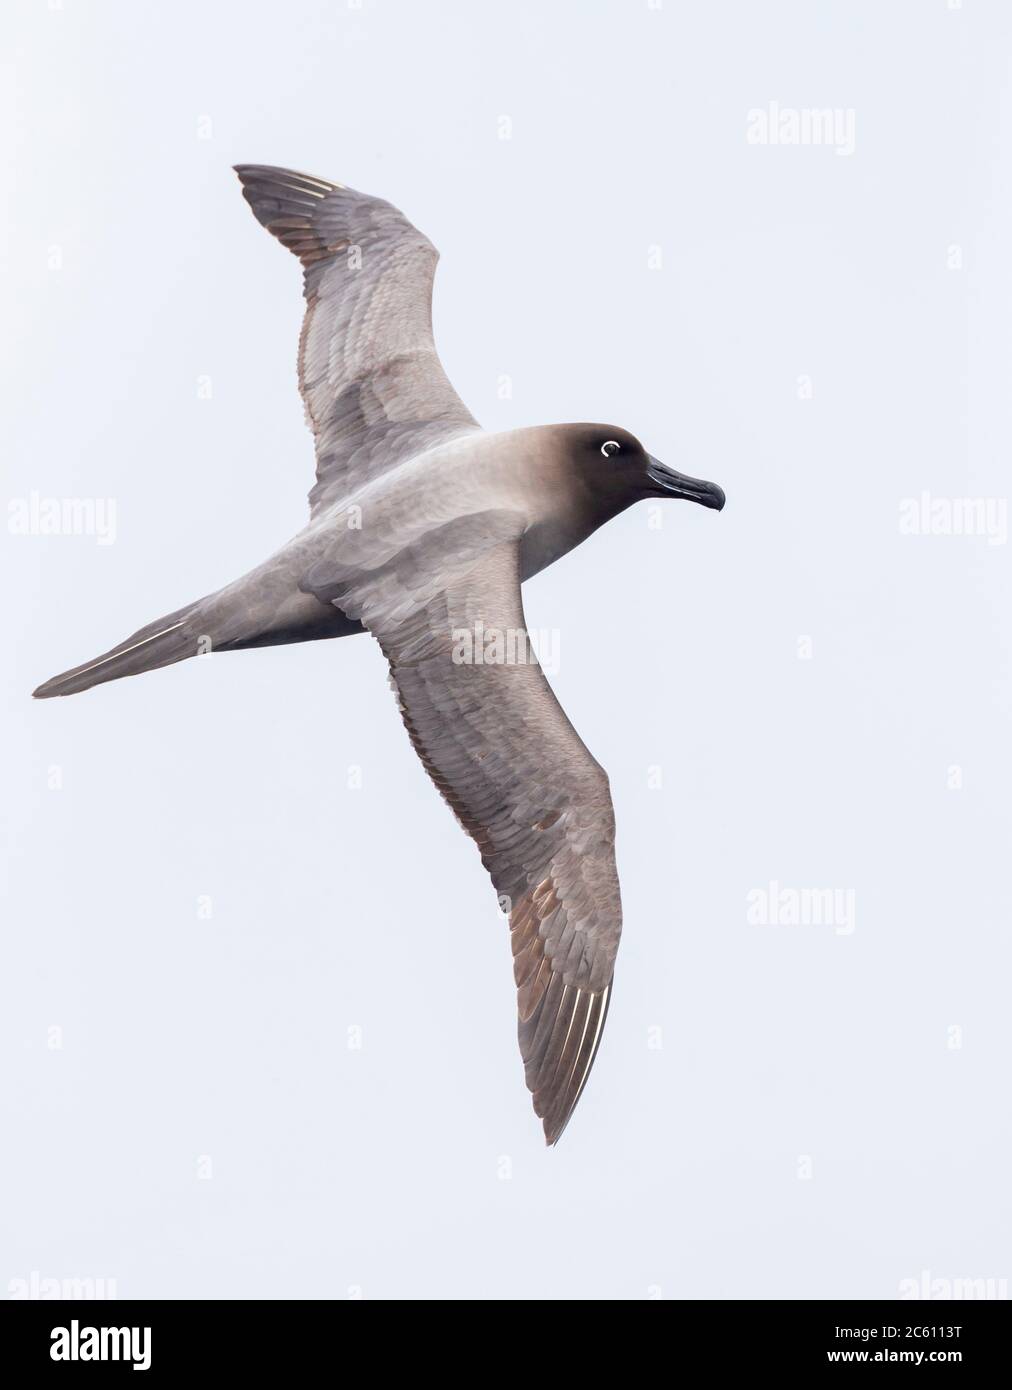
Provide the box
[3,0,1010,1299]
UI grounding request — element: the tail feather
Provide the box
[33,604,203,698]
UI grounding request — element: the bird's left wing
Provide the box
[305,529,622,1144]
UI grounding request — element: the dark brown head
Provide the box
[562,424,726,513]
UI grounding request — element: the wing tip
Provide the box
[528,982,613,1149]
[232,164,347,266]
[232,163,342,196]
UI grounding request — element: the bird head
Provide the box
[565,424,726,514]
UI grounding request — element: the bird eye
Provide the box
[600,440,620,458]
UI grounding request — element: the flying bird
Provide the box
[34,165,725,1144]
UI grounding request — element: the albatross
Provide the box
[34,164,726,1144]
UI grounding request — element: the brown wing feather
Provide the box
[234,164,478,515]
[326,534,622,1143]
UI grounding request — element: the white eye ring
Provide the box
[600,440,620,458]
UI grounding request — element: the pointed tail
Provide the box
[33,603,206,698]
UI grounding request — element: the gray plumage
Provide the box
[34,165,725,1144]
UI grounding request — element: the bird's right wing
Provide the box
[235,164,479,516]
[305,528,622,1144]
